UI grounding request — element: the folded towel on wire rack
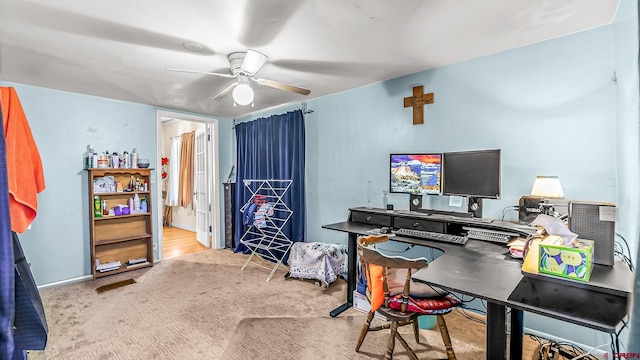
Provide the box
[242,203,257,226]
[254,203,274,228]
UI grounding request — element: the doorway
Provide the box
[155,110,222,261]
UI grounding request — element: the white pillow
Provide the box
[387,268,449,298]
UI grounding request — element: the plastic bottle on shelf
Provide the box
[134,193,140,211]
[131,148,139,168]
[98,152,109,168]
[122,151,130,168]
[111,152,120,169]
[94,196,101,217]
[84,145,95,169]
[92,151,98,170]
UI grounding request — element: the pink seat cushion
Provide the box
[388,294,460,315]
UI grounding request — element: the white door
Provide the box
[195,129,209,247]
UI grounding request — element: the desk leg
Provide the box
[330,233,357,317]
[486,302,506,360]
[510,309,523,360]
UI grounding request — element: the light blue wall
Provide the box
[0,81,234,285]
[238,5,638,349]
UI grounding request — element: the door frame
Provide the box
[155,110,222,262]
[194,128,209,247]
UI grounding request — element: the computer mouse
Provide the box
[380,227,390,234]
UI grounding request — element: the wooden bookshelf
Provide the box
[87,168,154,279]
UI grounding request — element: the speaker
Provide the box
[409,194,422,211]
[568,201,616,266]
[518,196,544,224]
[467,197,483,218]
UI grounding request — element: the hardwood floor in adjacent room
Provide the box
[163,226,208,259]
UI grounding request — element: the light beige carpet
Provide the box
[220,315,484,360]
[27,249,534,359]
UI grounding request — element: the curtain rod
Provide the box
[231,104,311,129]
[169,131,193,140]
[301,102,314,114]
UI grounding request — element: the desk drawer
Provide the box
[394,217,444,233]
[350,211,391,227]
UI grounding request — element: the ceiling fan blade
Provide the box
[253,78,311,95]
[165,68,236,78]
[241,50,268,74]
[212,82,237,100]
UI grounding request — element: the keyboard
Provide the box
[394,228,468,245]
[463,226,520,243]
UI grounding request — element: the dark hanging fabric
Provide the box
[233,110,306,263]
[0,88,47,359]
[13,232,48,355]
[0,101,16,359]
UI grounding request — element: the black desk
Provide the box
[323,220,524,360]
[410,244,525,360]
[322,207,633,360]
[321,221,373,317]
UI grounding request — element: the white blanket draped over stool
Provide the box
[288,242,348,284]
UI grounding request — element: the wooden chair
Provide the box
[355,235,457,360]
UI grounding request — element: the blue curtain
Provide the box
[233,110,306,261]
[0,102,16,359]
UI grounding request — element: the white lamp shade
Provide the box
[241,50,268,74]
[232,83,254,106]
[531,176,564,198]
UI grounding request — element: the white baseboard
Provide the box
[169,223,196,232]
[37,274,92,290]
[37,260,164,290]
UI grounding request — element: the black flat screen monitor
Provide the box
[390,154,442,195]
[442,149,501,199]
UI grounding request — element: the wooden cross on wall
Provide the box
[403,85,434,125]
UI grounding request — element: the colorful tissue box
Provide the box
[538,239,594,282]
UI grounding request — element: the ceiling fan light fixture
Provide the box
[232,82,254,106]
[241,50,268,74]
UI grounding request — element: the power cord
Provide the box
[526,334,601,360]
[502,205,519,221]
[372,243,415,254]
[569,342,609,360]
[455,308,486,325]
[612,318,627,353]
[440,291,484,307]
[615,233,634,271]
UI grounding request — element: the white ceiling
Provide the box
[0,0,619,119]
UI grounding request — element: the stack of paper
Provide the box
[96,261,121,272]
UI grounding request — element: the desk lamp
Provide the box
[531,176,564,217]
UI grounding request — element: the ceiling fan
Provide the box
[166,49,311,106]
